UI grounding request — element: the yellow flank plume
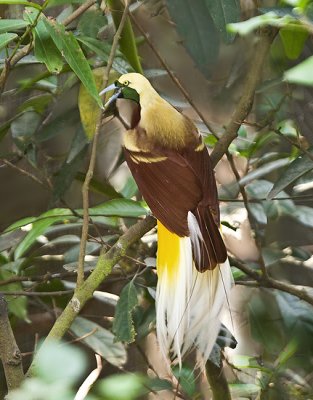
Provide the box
[157,220,180,283]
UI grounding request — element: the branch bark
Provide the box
[206,359,231,400]
[0,297,24,392]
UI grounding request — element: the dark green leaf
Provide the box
[121,176,138,199]
[77,9,107,38]
[166,0,219,78]
[204,0,240,42]
[43,19,102,106]
[11,111,41,150]
[76,35,129,74]
[18,94,53,114]
[70,317,127,367]
[24,10,64,73]
[0,32,17,50]
[14,208,74,259]
[267,148,313,199]
[52,128,88,203]
[76,172,123,199]
[0,269,28,320]
[113,281,138,343]
[88,199,148,218]
[145,378,172,392]
[276,291,313,336]
[35,108,79,143]
[239,158,290,186]
[172,365,196,397]
[0,19,28,33]
[293,205,313,227]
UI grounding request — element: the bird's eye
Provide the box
[123,80,130,86]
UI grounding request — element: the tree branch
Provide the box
[206,359,231,400]
[0,297,24,392]
[210,28,277,167]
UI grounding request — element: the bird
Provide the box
[100,73,233,366]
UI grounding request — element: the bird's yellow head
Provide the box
[100,73,156,108]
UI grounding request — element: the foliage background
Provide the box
[0,0,313,399]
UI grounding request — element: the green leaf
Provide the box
[0,32,17,50]
[166,0,219,78]
[35,340,86,384]
[145,378,172,393]
[43,19,102,106]
[280,25,308,60]
[0,0,41,10]
[76,36,129,74]
[24,10,64,73]
[18,94,53,114]
[0,19,28,33]
[77,9,107,39]
[293,205,313,227]
[267,148,313,199]
[239,158,290,186]
[106,0,143,73]
[52,128,88,203]
[76,172,123,199]
[230,383,260,396]
[284,55,313,86]
[113,281,139,343]
[35,109,80,143]
[98,373,145,400]
[11,111,41,150]
[228,12,293,35]
[88,199,148,218]
[172,365,196,397]
[204,0,240,42]
[14,208,74,259]
[121,176,138,199]
[0,269,28,320]
[70,317,127,367]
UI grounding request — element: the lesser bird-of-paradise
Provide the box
[101,73,233,366]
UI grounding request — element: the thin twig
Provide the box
[63,0,97,26]
[76,0,131,288]
[74,354,103,400]
[226,152,268,278]
[1,158,45,186]
[210,27,278,167]
[1,290,74,296]
[236,279,313,306]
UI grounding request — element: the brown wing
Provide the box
[124,145,227,271]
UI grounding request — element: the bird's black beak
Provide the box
[99,82,123,109]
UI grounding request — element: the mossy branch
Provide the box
[27,215,156,377]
